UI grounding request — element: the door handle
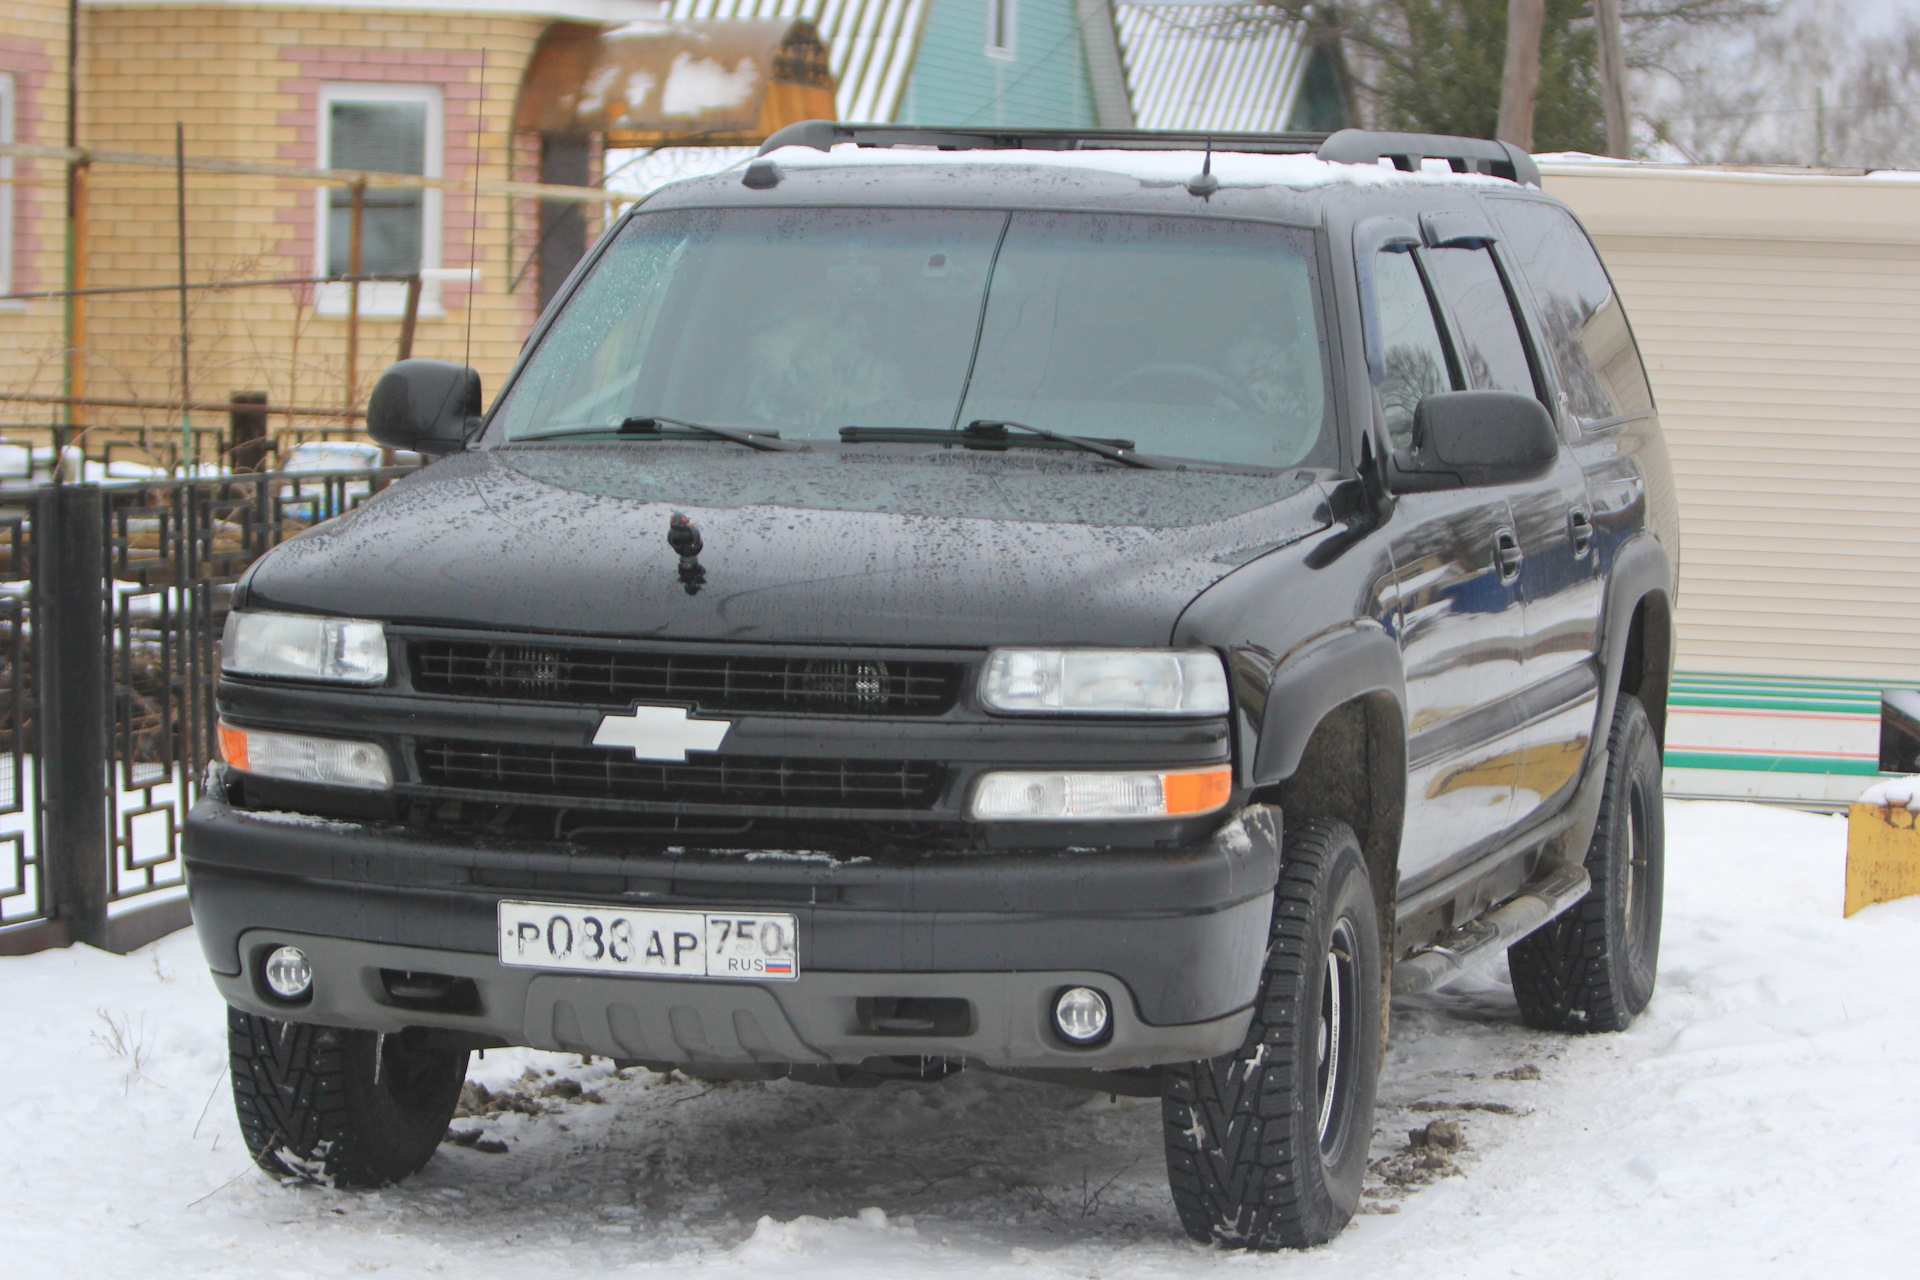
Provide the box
[1494,527,1523,582]
[1568,508,1594,559]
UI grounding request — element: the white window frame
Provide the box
[0,73,17,305]
[985,0,1017,61]
[314,82,444,319]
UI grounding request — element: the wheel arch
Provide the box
[1249,622,1408,956]
[1596,536,1676,750]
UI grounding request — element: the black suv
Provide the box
[186,125,1677,1249]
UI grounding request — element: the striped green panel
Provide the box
[1670,671,1888,715]
[1664,751,1881,777]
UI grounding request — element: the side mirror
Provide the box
[366,360,481,456]
[1390,390,1558,492]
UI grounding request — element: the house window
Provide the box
[986,0,1017,60]
[316,84,443,317]
[0,73,16,300]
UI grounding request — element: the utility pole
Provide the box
[1595,0,1631,157]
[63,0,84,438]
[1815,87,1828,166]
[1497,0,1546,153]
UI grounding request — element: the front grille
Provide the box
[416,739,947,811]
[409,640,962,717]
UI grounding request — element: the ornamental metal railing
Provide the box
[0,467,416,956]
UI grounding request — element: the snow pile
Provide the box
[0,800,1916,1277]
[1857,775,1920,810]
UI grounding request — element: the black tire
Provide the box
[228,1007,469,1188]
[1507,692,1665,1033]
[1163,818,1382,1250]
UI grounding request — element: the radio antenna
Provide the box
[1187,135,1220,197]
[464,47,487,371]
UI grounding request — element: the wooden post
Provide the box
[1594,0,1631,158]
[64,158,88,433]
[346,178,365,420]
[1496,0,1546,153]
[229,391,270,471]
[175,122,192,470]
[398,273,422,361]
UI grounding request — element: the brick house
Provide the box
[0,0,74,406]
[3,0,672,456]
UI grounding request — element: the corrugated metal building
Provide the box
[667,0,1131,127]
[668,0,930,122]
[1541,159,1920,807]
[1113,2,1344,132]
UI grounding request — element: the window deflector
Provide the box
[1353,216,1424,387]
[1418,210,1497,249]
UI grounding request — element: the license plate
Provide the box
[497,901,798,982]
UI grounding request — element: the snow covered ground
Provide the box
[2,800,1916,1278]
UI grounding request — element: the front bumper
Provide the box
[185,799,1280,1070]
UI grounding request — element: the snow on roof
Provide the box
[1113,3,1312,133]
[761,142,1515,190]
[667,0,928,123]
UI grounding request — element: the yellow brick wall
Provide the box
[25,5,611,465]
[0,0,74,420]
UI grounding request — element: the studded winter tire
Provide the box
[228,1007,468,1188]
[1507,692,1665,1033]
[1162,818,1382,1250]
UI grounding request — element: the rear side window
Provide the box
[1490,199,1653,424]
[1421,244,1538,399]
[1370,249,1454,452]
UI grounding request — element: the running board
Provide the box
[1391,864,1592,996]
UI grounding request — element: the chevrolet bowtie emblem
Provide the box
[592,705,732,761]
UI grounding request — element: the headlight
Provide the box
[979,649,1229,715]
[222,611,387,683]
[969,767,1231,820]
[219,723,393,790]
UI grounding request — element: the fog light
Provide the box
[264,946,313,1000]
[1053,986,1111,1045]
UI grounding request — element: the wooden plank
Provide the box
[1846,802,1920,916]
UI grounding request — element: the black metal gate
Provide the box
[0,469,415,956]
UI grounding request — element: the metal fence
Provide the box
[0,467,416,956]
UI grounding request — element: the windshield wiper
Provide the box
[516,416,803,452]
[839,420,1180,470]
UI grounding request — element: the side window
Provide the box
[1489,199,1653,424]
[1371,248,1454,451]
[1421,244,1537,398]
[316,84,442,318]
[986,0,1017,59]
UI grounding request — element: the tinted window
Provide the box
[493,207,1007,438]
[492,207,1335,469]
[961,213,1332,468]
[1371,249,1454,451]
[1490,199,1653,423]
[1422,245,1537,398]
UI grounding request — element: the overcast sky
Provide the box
[1852,0,1920,30]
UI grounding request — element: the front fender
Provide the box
[1251,620,1407,786]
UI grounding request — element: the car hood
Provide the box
[242,446,1331,648]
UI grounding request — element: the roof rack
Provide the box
[1315,130,1539,187]
[756,123,1540,187]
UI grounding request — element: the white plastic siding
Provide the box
[1541,164,1920,685]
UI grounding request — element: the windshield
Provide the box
[489,206,1334,469]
